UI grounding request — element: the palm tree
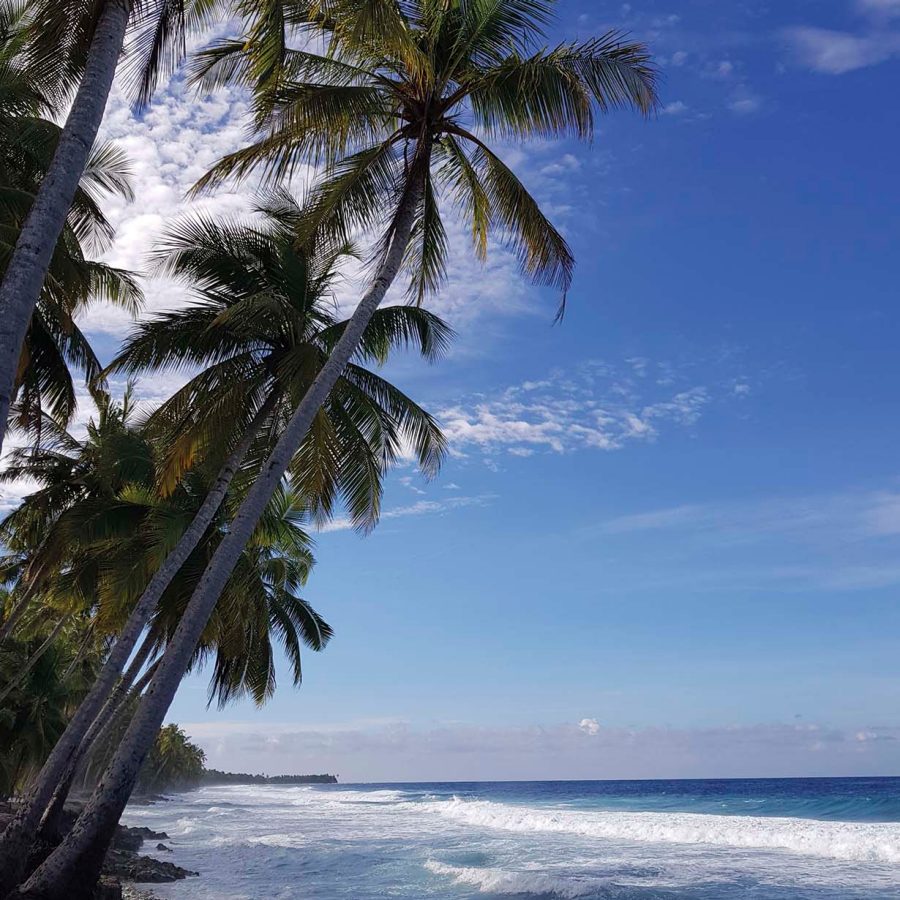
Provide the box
[0,0,215,455]
[0,0,142,450]
[72,484,328,806]
[0,623,101,801]
[15,3,657,895]
[133,725,205,794]
[0,201,447,891]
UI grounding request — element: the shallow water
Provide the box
[122,777,900,899]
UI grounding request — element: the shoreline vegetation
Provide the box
[0,0,659,895]
[201,770,338,786]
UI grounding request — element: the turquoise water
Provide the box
[123,777,900,898]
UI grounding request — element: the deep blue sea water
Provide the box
[122,777,900,899]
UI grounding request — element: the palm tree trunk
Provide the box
[80,657,161,778]
[15,149,430,900]
[37,656,159,846]
[0,0,132,458]
[0,616,69,705]
[0,398,273,896]
[62,626,95,679]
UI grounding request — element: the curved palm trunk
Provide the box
[0,0,133,458]
[37,656,160,846]
[62,626,96,679]
[16,155,429,900]
[0,616,69,705]
[0,399,272,896]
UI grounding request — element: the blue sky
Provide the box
[9,0,900,781]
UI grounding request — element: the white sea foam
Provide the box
[425,861,606,898]
[426,798,900,864]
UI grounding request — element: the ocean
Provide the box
[122,777,900,899]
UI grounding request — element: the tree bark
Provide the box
[37,655,159,845]
[0,398,273,895]
[0,0,132,458]
[14,149,430,900]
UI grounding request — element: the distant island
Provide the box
[201,769,338,785]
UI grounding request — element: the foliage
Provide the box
[0,622,101,798]
[135,724,206,794]
[106,190,450,531]
[193,0,658,311]
[0,0,141,433]
[202,769,337,784]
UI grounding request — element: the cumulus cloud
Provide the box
[178,717,900,782]
[661,100,689,116]
[75,39,592,344]
[728,91,762,115]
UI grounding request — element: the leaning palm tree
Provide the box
[0,200,447,892]
[108,190,449,519]
[70,483,327,807]
[18,2,658,895]
[0,0,216,455]
[0,0,141,448]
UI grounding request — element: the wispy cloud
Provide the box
[601,488,900,539]
[857,0,900,20]
[783,25,900,73]
[593,486,900,593]
[318,494,497,533]
[435,359,747,464]
[783,0,900,74]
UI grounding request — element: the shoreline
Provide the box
[0,800,197,899]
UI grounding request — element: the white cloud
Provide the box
[318,494,496,533]
[783,26,900,73]
[661,100,689,116]
[435,361,721,464]
[579,717,601,735]
[728,91,762,115]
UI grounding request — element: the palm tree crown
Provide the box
[194,0,658,304]
[107,191,451,529]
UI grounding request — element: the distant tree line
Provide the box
[201,770,337,785]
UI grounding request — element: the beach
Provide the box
[120,777,900,899]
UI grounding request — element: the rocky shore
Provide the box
[0,802,197,899]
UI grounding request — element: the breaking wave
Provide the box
[426,798,900,864]
[425,861,616,898]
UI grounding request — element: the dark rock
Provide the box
[94,876,124,900]
[111,825,169,852]
[155,843,171,852]
[104,850,197,884]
